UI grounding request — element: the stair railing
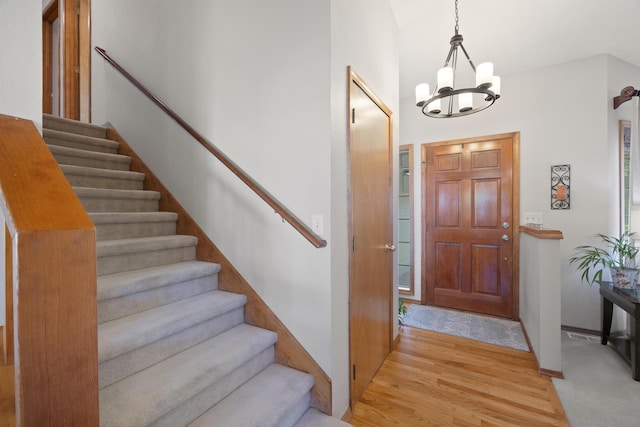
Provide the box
[95,47,327,249]
[0,114,99,425]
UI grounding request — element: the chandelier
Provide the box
[415,0,500,118]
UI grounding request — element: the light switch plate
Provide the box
[523,212,543,225]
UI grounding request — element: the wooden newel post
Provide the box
[0,115,99,426]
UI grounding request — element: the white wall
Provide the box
[93,0,398,416]
[0,0,43,327]
[400,55,640,331]
[330,0,399,415]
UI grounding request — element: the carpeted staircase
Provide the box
[43,114,349,427]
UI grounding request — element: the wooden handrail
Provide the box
[95,47,327,249]
[0,115,98,425]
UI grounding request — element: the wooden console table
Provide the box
[600,281,640,380]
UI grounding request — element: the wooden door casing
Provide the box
[348,68,393,408]
[422,133,520,319]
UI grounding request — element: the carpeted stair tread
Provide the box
[294,409,352,427]
[43,113,107,138]
[74,186,160,201]
[189,363,314,427]
[60,164,145,190]
[97,260,219,301]
[97,235,197,257]
[96,235,197,275]
[74,186,161,212]
[90,211,179,240]
[99,324,278,427]
[44,128,119,154]
[48,144,131,170]
[98,290,247,363]
[91,211,177,225]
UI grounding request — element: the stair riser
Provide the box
[79,196,159,213]
[98,246,196,275]
[100,308,245,389]
[45,136,118,154]
[95,220,176,241]
[44,116,107,139]
[64,174,143,191]
[279,394,312,427]
[153,347,275,427]
[98,274,219,323]
[52,152,130,171]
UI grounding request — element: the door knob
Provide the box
[501,235,510,242]
[384,243,396,252]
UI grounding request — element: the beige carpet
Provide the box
[552,330,640,426]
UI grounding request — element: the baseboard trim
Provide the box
[520,320,564,379]
[539,367,564,379]
[560,325,600,336]
[341,406,353,422]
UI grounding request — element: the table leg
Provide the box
[631,315,639,381]
[602,297,613,345]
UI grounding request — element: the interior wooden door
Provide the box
[348,69,393,408]
[423,134,519,319]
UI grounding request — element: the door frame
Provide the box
[421,132,520,320]
[347,67,394,407]
[42,0,91,121]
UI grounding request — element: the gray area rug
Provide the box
[401,304,529,352]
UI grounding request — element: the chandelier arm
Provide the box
[443,45,457,67]
[447,48,458,116]
[457,43,477,72]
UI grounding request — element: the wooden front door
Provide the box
[348,68,393,408]
[423,133,519,319]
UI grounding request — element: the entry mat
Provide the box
[401,304,530,352]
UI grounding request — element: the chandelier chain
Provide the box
[454,0,459,35]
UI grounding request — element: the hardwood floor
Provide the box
[0,325,569,426]
[350,326,569,426]
[0,329,15,427]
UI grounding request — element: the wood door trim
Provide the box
[347,66,394,408]
[44,0,91,121]
[42,0,58,115]
[399,144,414,296]
[420,132,520,319]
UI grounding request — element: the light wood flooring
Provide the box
[0,325,569,426]
[349,325,569,426]
[0,329,15,427]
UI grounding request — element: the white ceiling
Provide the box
[389,0,640,100]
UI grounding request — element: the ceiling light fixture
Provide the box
[415,0,500,118]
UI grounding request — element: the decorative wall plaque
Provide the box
[551,164,570,210]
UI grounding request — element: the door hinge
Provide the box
[352,236,356,252]
[73,66,80,74]
[351,108,355,124]
[352,364,356,380]
[73,6,80,14]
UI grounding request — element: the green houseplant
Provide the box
[398,298,408,326]
[569,231,639,288]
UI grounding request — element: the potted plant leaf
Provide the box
[569,231,639,289]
